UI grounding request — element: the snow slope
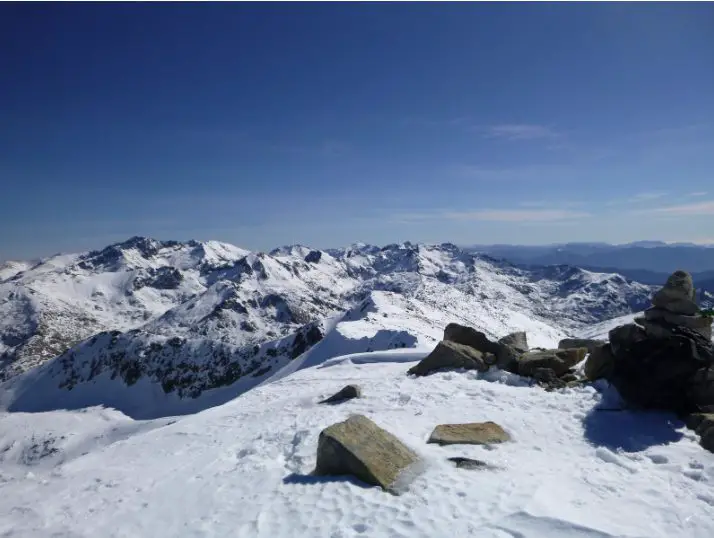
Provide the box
[1,350,713,537]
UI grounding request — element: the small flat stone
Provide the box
[447,457,491,470]
[428,422,511,446]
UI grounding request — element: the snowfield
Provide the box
[2,237,712,537]
[1,350,713,537]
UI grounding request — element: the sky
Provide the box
[2,2,714,261]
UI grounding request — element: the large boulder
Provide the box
[609,323,647,356]
[444,323,500,354]
[517,348,587,377]
[607,329,712,412]
[428,422,511,445]
[314,415,420,493]
[651,270,699,315]
[498,331,528,354]
[407,340,488,376]
[584,343,615,381]
[443,323,520,373]
[558,338,605,354]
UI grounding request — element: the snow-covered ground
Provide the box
[2,349,713,538]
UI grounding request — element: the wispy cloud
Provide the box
[688,191,708,197]
[606,192,668,206]
[452,163,571,181]
[392,208,590,224]
[480,124,561,141]
[637,200,714,217]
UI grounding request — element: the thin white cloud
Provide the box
[688,191,708,197]
[638,200,714,217]
[392,208,590,223]
[481,124,561,141]
[445,209,590,222]
[606,192,668,206]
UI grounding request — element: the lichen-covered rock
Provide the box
[407,340,488,377]
[427,422,511,445]
[517,348,587,377]
[314,415,420,493]
[498,331,528,354]
[558,338,605,354]
[584,343,615,381]
[319,385,362,404]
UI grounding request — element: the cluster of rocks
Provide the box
[313,414,510,494]
[310,269,714,493]
[407,322,589,391]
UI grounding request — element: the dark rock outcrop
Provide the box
[319,385,362,404]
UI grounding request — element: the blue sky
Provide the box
[2,3,714,260]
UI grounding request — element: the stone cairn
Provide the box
[584,270,714,453]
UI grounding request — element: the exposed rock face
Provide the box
[407,340,488,376]
[517,348,586,377]
[498,331,528,354]
[314,415,420,493]
[427,422,511,446]
[558,338,605,354]
[319,385,362,404]
[584,343,615,381]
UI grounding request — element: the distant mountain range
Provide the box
[465,242,714,292]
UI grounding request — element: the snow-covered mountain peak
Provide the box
[0,237,660,399]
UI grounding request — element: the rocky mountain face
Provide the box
[0,237,662,406]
